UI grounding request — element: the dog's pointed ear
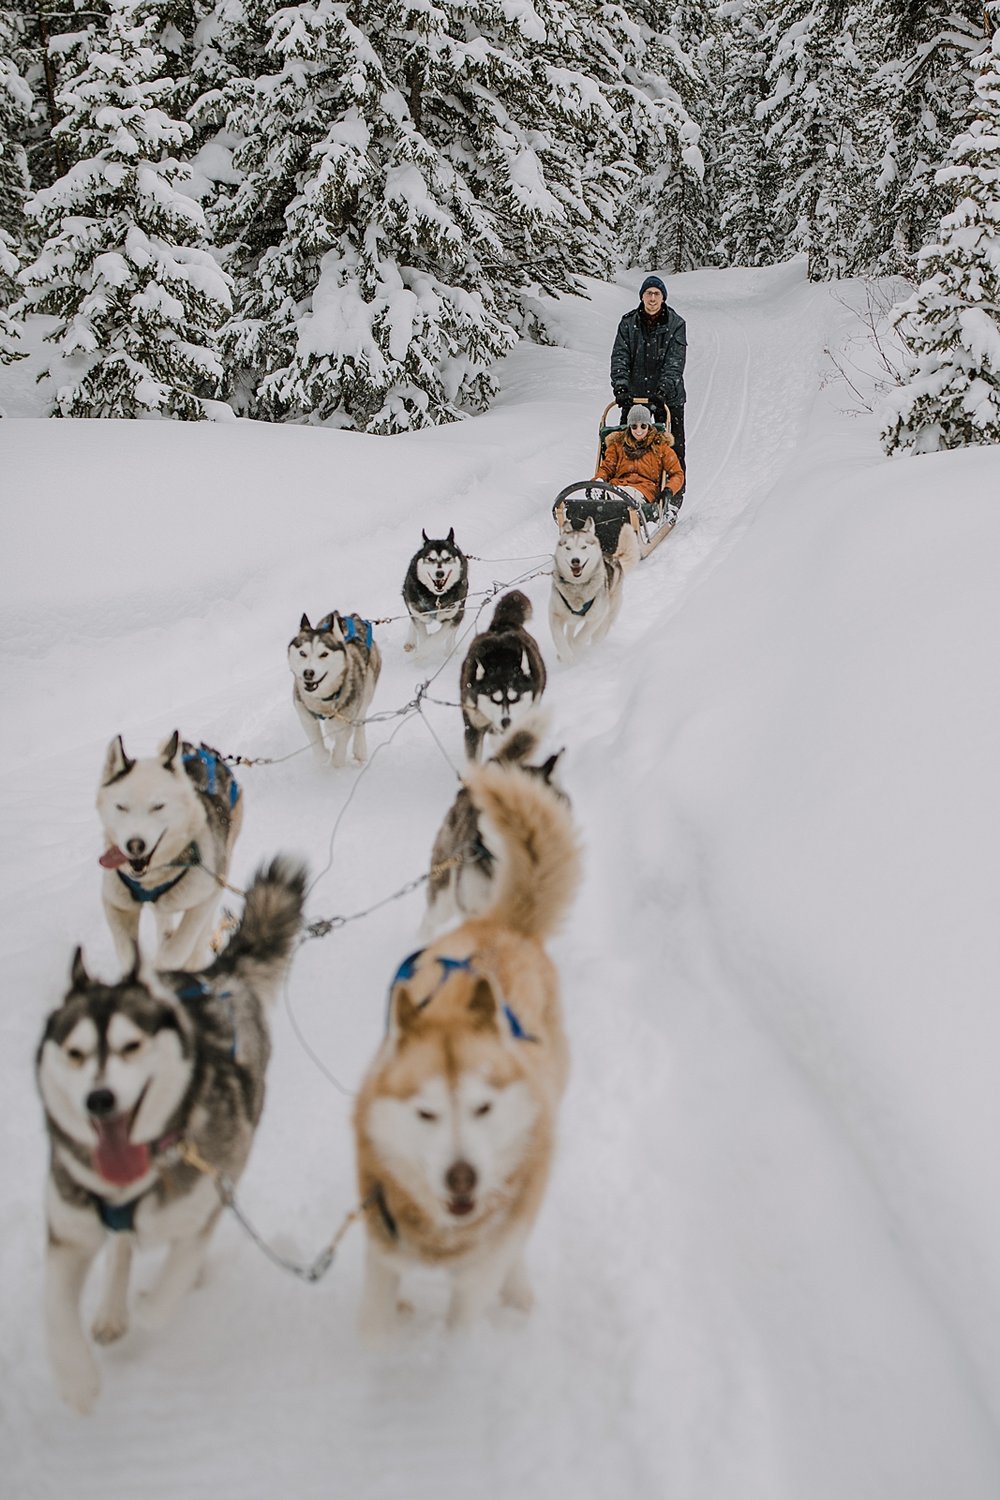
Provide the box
[446,527,455,545]
[475,661,485,682]
[584,516,597,534]
[159,730,181,768]
[521,650,531,677]
[70,945,91,992]
[390,982,422,1039]
[468,976,499,1031]
[328,612,346,643]
[422,529,430,544]
[540,749,564,782]
[101,734,133,786]
[300,613,312,632]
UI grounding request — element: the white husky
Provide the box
[96,733,243,972]
[549,516,632,664]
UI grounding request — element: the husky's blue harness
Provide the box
[385,950,538,1042]
[96,1197,145,1233]
[176,976,237,1060]
[114,749,240,904]
[554,589,595,618]
[316,614,375,652]
[344,616,374,651]
[182,745,241,809]
[115,844,200,904]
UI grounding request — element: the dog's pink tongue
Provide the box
[94,1118,150,1185]
[99,845,128,870]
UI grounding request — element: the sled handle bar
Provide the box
[553,479,637,509]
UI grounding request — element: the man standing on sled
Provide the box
[610,275,687,502]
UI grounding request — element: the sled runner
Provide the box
[552,402,681,559]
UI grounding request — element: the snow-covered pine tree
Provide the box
[215,0,673,431]
[853,0,983,276]
[15,0,233,418]
[711,0,780,269]
[756,0,865,279]
[881,5,1000,452]
[0,20,33,363]
[5,0,113,191]
[614,0,711,275]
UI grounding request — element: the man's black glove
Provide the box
[613,385,630,407]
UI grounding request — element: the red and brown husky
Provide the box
[354,757,580,1336]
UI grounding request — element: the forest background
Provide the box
[1,0,998,450]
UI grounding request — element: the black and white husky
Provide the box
[402,529,469,657]
[421,716,566,938]
[287,611,382,767]
[458,590,547,761]
[97,733,243,973]
[549,515,629,664]
[36,858,306,1413]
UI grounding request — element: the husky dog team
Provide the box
[36,402,679,1407]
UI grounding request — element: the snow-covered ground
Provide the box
[2,260,999,1498]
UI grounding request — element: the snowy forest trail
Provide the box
[3,264,997,1500]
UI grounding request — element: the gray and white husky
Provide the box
[549,516,628,664]
[421,716,566,939]
[458,591,547,762]
[36,857,306,1413]
[402,529,469,658]
[97,733,243,973]
[287,611,382,767]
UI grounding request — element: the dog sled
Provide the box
[551,400,682,560]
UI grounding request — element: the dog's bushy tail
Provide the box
[208,856,307,994]
[465,762,580,939]
[489,589,531,632]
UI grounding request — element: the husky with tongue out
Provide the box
[35,858,306,1413]
[97,730,244,972]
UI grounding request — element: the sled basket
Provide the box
[552,482,635,555]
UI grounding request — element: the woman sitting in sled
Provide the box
[595,405,685,519]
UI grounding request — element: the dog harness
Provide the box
[116,842,200,903]
[315,614,375,652]
[176,976,237,1059]
[182,745,241,809]
[554,588,595,618]
[385,950,538,1042]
